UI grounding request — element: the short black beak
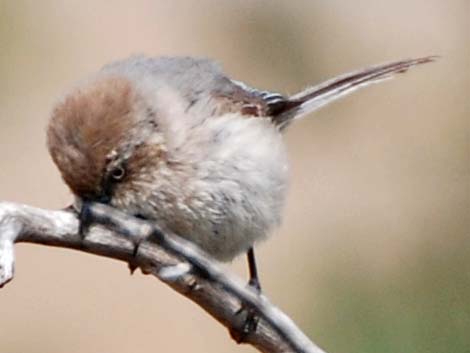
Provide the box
[95,193,111,204]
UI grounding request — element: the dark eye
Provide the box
[110,166,126,181]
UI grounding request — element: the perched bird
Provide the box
[47,55,434,289]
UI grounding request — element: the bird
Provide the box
[47,55,435,291]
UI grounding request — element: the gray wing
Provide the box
[102,55,292,120]
[103,55,436,129]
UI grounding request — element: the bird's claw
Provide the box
[78,201,93,241]
[230,304,260,343]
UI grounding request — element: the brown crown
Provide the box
[47,76,136,199]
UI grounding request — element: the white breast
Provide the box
[169,113,289,261]
[118,83,289,261]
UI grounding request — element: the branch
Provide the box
[0,201,327,353]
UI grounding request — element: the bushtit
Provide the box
[47,55,434,289]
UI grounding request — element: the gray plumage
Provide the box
[47,55,435,261]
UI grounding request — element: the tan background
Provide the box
[1,1,468,352]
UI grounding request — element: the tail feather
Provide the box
[274,56,438,129]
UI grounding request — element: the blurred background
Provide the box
[0,1,468,352]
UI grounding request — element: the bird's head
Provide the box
[47,76,166,206]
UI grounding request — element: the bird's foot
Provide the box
[77,201,93,242]
[231,305,260,343]
[230,282,262,343]
[76,202,141,274]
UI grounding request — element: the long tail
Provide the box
[273,56,438,129]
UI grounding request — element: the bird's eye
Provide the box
[110,166,126,181]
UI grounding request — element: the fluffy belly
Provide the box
[166,116,289,261]
[112,114,289,261]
